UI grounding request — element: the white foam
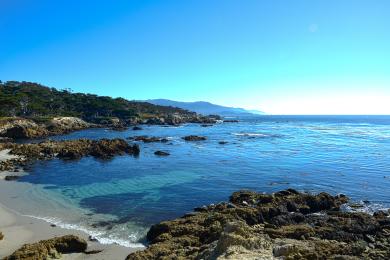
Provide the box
[342,202,389,215]
[22,214,146,249]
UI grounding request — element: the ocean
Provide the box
[3,115,390,247]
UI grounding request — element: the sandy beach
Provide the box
[0,149,142,259]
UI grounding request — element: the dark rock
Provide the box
[132,136,168,143]
[132,126,143,130]
[0,232,3,240]
[50,224,56,227]
[182,135,207,141]
[218,141,228,145]
[154,151,170,156]
[201,124,213,127]
[223,120,239,123]
[4,175,20,181]
[88,235,99,242]
[0,137,13,143]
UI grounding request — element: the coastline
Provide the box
[0,149,143,259]
[0,200,139,259]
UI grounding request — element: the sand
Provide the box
[0,149,143,259]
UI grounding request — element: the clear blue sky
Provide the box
[1,0,389,114]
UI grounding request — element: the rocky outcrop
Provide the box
[127,189,390,259]
[4,235,87,259]
[46,117,93,134]
[128,136,169,143]
[0,138,140,172]
[183,135,207,141]
[154,151,170,156]
[0,117,94,139]
[0,118,48,139]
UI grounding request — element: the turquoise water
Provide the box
[14,116,390,246]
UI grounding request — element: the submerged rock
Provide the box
[182,135,207,141]
[154,151,170,156]
[129,136,169,143]
[4,175,20,181]
[5,235,88,259]
[127,189,390,260]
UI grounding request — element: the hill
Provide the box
[0,81,217,124]
[146,99,264,117]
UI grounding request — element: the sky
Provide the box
[0,0,389,115]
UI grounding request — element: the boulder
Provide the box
[4,175,20,181]
[182,135,207,141]
[154,151,170,156]
[5,235,87,260]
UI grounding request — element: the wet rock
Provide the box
[131,136,169,143]
[219,141,228,145]
[154,151,170,156]
[201,124,213,127]
[0,137,13,143]
[182,135,207,141]
[4,175,20,181]
[5,235,88,260]
[223,120,239,123]
[132,126,143,130]
[88,235,99,242]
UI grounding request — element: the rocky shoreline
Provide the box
[0,114,219,140]
[0,138,140,175]
[127,189,390,259]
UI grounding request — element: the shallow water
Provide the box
[7,115,390,247]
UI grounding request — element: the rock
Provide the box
[47,117,93,134]
[132,126,143,130]
[131,136,169,143]
[127,189,390,260]
[5,235,87,259]
[154,151,170,156]
[1,138,140,169]
[88,235,99,242]
[0,232,3,240]
[0,137,13,143]
[219,141,228,145]
[201,124,213,127]
[182,135,207,141]
[4,175,20,181]
[223,120,239,123]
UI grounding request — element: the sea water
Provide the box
[4,115,390,247]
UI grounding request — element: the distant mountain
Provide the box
[146,99,264,117]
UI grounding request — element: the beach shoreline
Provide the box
[0,199,140,259]
[0,149,143,260]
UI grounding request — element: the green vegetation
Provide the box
[0,81,196,120]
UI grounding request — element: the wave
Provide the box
[22,214,146,249]
[341,201,389,215]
